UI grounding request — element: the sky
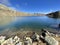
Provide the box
[0,0,60,13]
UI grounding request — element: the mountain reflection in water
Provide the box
[0,16,60,32]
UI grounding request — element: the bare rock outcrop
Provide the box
[47,11,60,18]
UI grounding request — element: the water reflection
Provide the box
[0,16,60,31]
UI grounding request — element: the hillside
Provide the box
[0,4,45,16]
[0,4,31,26]
[0,4,32,16]
[0,4,45,26]
[47,11,60,18]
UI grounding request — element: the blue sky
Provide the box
[0,0,60,13]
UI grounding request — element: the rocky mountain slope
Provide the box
[0,4,15,26]
[0,4,32,16]
[0,4,45,16]
[0,4,45,26]
[47,11,60,18]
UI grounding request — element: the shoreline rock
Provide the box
[0,30,60,45]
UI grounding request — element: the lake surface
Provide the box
[0,16,60,32]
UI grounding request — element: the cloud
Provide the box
[0,0,11,6]
[0,0,17,10]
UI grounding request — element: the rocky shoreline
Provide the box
[0,29,60,45]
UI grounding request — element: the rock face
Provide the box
[0,4,45,16]
[0,4,45,26]
[47,11,60,18]
[0,4,31,26]
[0,4,31,16]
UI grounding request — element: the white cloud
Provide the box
[0,0,11,6]
[0,0,17,10]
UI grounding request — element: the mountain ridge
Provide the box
[47,11,60,18]
[0,4,45,16]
